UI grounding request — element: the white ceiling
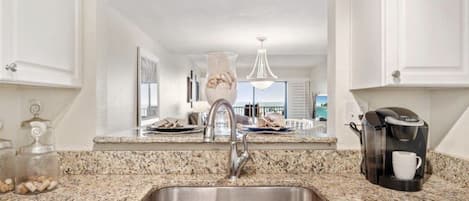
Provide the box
[189,54,326,70]
[109,0,328,68]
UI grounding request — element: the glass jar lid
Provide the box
[18,121,55,154]
[21,116,51,129]
[0,138,13,150]
[21,101,51,129]
[19,143,54,154]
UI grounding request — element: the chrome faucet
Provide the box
[204,99,250,180]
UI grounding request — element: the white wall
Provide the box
[310,64,327,95]
[55,0,98,150]
[433,89,469,159]
[328,0,361,149]
[96,1,192,134]
[327,0,337,144]
[435,107,469,160]
[0,85,22,146]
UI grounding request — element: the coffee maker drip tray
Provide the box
[378,175,424,192]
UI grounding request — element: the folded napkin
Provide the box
[151,118,185,128]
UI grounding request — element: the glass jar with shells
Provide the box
[0,138,15,194]
[15,121,59,195]
[204,52,238,105]
[204,52,238,135]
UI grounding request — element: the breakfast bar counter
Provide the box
[93,129,337,150]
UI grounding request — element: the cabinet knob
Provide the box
[392,70,400,78]
[5,63,17,72]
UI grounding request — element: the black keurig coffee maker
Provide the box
[351,107,429,192]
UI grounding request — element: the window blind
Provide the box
[287,81,310,119]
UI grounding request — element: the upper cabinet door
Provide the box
[1,0,82,88]
[386,0,469,86]
[351,0,469,89]
[0,0,12,81]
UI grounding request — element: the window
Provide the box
[314,94,328,121]
[234,82,254,107]
[234,81,287,117]
[254,82,287,116]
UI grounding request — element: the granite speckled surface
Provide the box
[1,150,467,200]
[1,174,467,201]
[93,129,337,144]
[427,152,469,188]
[58,150,360,175]
[58,150,469,182]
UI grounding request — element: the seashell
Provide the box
[224,72,233,84]
[265,113,286,127]
[257,113,286,128]
[217,82,230,90]
[16,183,28,194]
[157,119,185,128]
[207,79,218,88]
[33,181,41,189]
[256,118,268,128]
[4,178,12,185]
[24,182,37,192]
[175,121,184,128]
[37,180,50,192]
[47,180,58,190]
[166,122,174,128]
[37,176,47,182]
[206,71,236,90]
[221,74,233,88]
[0,183,8,193]
[220,73,226,80]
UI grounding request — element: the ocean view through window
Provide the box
[314,94,328,120]
[234,81,287,117]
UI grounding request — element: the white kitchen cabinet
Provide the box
[351,0,469,89]
[0,0,82,88]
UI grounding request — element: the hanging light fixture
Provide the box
[246,36,278,89]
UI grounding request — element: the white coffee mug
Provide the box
[392,151,422,180]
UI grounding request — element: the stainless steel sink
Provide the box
[145,186,326,201]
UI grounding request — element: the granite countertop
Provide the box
[2,173,467,201]
[2,150,468,200]
[93,129,337,144]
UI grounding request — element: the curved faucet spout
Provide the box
[203,99,250,180]
[203,99,236,142]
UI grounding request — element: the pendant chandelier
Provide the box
[246,37,278,89]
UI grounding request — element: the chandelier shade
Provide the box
[246,37,278,89]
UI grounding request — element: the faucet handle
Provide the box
[241,133,249,153]
[203,123,215,142]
